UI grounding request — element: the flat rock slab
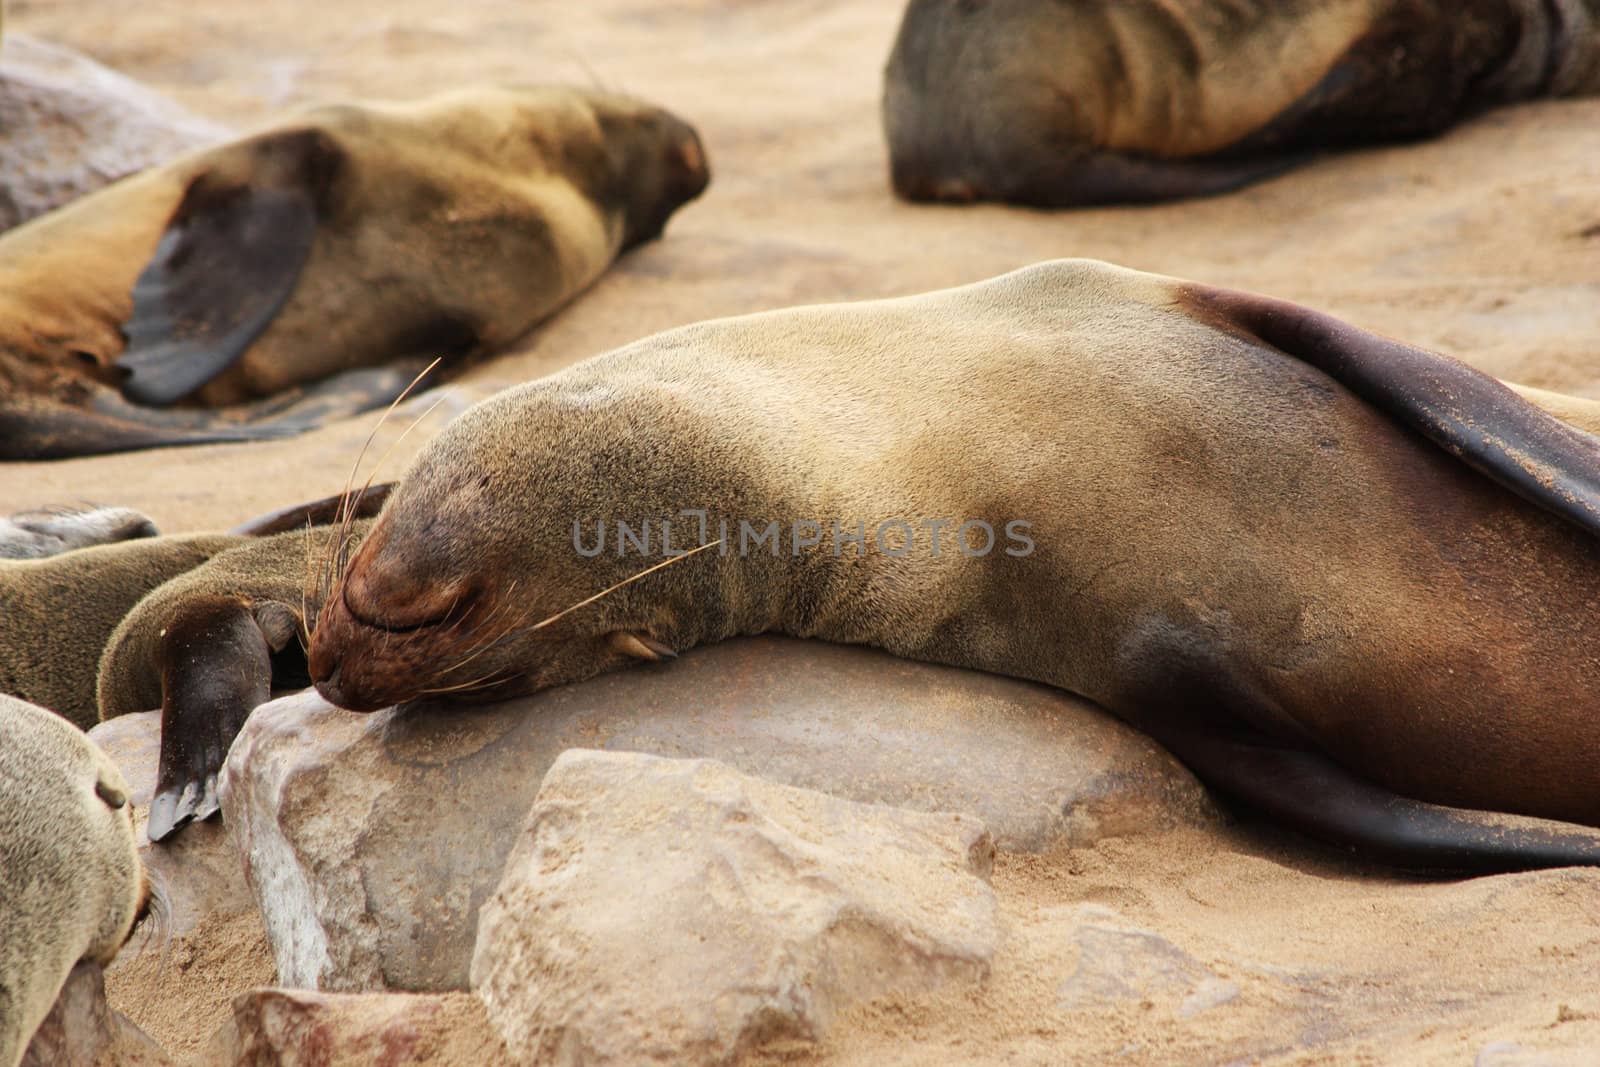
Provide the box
[222,636,1215,992]
[472,750,998,1065]
[0,34,227,230]
[198,987,505,1066]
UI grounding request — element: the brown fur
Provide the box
[0,695,144,1067]
[309,260,1600,870]
[0,533,244,728]
[0,84,709,459]
[883,0,1600,206]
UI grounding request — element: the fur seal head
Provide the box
[0,695,146,1067]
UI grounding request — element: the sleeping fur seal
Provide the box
[308,259,1600,872]
[0,84,708,459]
[883,0,1600,206]
[0,694,146,1067]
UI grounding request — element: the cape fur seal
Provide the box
[307,259,1600,873]
[0,694,146,1067]
[0,84,708,459]
[0,487,387,734]
[882,0,1600,206]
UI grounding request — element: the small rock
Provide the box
[198,987,506,1067]
[1056,905,1240,1018]
[0,35,227,230]
[471,749,998,1066]
[20,962,172,1067]
[220,636,1213,991]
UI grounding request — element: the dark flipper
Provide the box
[1183,284,1600,541]
[116,127,342,406]
[0,400,297,461]
[232,482,395,536]
[1002,150,1313,208]
[896,150,1312,209]
[147,596,300,843]
[1159,729,1600,873]
[4,361,429,462]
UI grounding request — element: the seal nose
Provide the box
[314,662,344,705]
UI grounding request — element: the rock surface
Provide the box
[20,963,171,1067]
[0,34,226,231]
[199,987,505,1066]
[473,749,998,1065]
[221,635,1214,991]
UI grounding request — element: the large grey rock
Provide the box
[221,636,1215,992]
[198,987,506,1067]
[472,749,998,1065]
[20,963,172,1067]
[0,35,226,230]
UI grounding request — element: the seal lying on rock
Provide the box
[0,694,147,1067]
[0,84,709,459]
[882,0,1600,206]
[308,259,1600,872]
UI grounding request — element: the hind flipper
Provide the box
[898,150,1311,208]
[0,399,297,461]
[1160,729,1600,873]
[115,128,341,406]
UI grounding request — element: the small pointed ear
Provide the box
[116,126,344,407]
[609,631,677,662]
[253,601,303,654]
[95,773,129,810]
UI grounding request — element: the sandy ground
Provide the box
[4,0,1600,1062]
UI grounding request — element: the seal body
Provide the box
[310,260,1600,871]
[0,694,144,1067]
[883,0,1600,205]
[0,84,709,459]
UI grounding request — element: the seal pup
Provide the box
[308,259,1600,873]
[883,0,1600,206]
[0,487,388,732]
[0,84,709,459]
[0,694,146,1067]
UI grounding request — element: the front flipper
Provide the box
[116,127,343,407]
[1160,728,1600,873]
[1181,284,1600,541]
[147,596,301,843]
